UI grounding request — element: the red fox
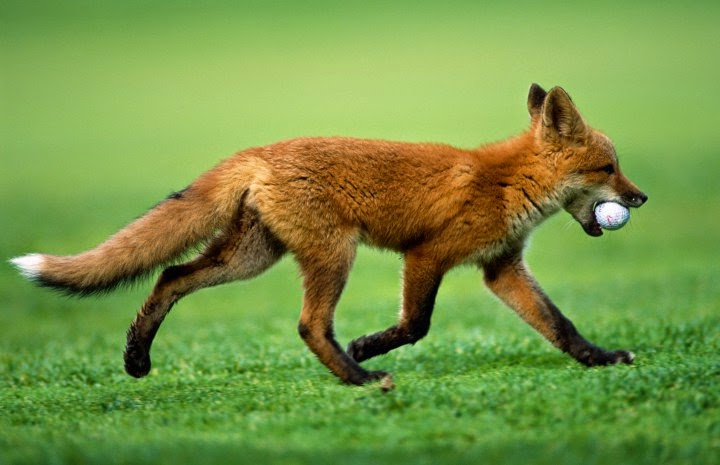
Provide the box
[11,84,647,387]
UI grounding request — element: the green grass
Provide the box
[1,1,719,464]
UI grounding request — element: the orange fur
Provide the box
[12,84,647,385]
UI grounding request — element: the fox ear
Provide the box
[527,83,547,120]
[541,87,588,143]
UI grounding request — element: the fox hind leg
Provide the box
[124,208,285,377]
[295,240,389,386]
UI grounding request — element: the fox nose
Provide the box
[629,192,648,207]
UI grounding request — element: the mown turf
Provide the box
[1,1,719,464]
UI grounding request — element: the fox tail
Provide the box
[10,158,250,296]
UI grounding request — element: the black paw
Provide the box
[347,335,382,363]
[608,350,635,365]
[346,338,367,363]
[123,342,151,378]
[579,348,635,367]
[352,370,394,391]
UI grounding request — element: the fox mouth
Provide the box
[581,195,645,237]
[567,191,647,238]
[581,215,604,237]
[570,200,606,237]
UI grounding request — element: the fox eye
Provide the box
[599,164,615,175]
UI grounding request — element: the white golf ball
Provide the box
[594,202,630,230]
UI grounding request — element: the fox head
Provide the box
[527,84,648,236]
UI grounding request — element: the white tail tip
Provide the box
[10,253,45,280]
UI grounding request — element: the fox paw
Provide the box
[123,343,151,378]
[608,350,635,365]
[343,368,393,389]
[346,338,368,363]
[360,370,394,392]
[580,348,635,367]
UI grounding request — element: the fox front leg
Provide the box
[483,254,634,366]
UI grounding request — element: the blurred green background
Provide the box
[1,1,719,464]
[3,0,719,318]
